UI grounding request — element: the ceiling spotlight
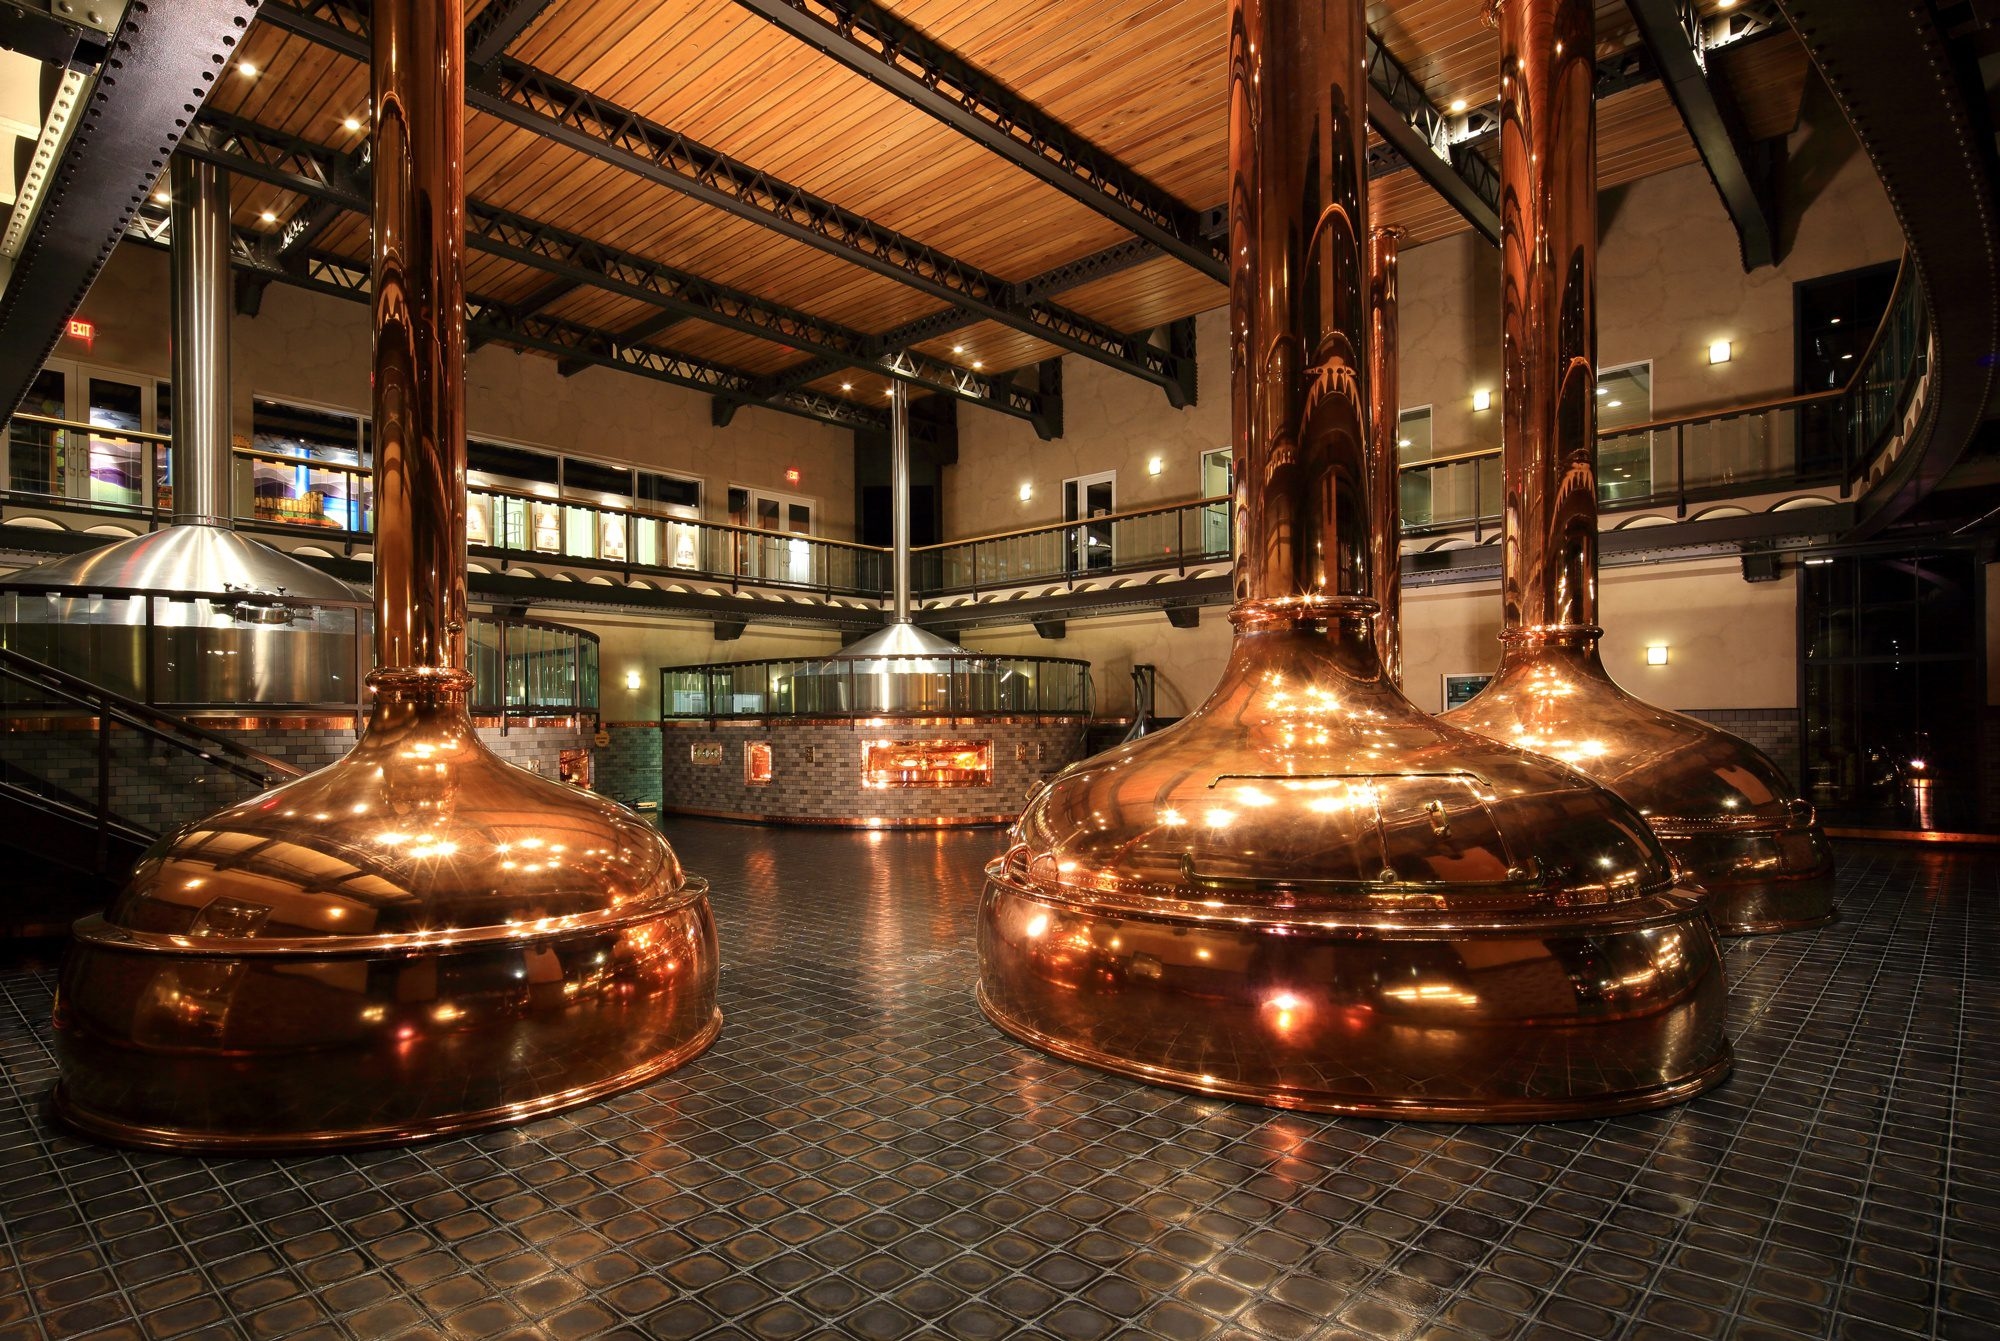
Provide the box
[240,62,258,77]
[840,381,853,391]
[1449,98,1467,113]
[952,345,964,354]
[259,210,278,223]
[153,190,169,203]
[971,360,983,369]
[342,116,362,132]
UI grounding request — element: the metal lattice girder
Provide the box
[465,0,557,67]
[1628,0,1780,270]
[1363,29,1501,245]
[0,0,265,421]
[132,213,890,434]
[731,0,1224,281]
[254,1,1195,404]
[468,202,1059,426]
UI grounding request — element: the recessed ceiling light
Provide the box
[153,190,169,203]
[240,62,258,77]
[259,210,277,223]
[840,381,853,391]
[1829,317,1842,325]
[951,345,964,354]
[1449,99,1467,113]
[342,116,362,132]
[971,360,982,369]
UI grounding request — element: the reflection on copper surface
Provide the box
[1439,0,1833,936]
[975,0,1731,1119]
[50,0,718,1152]
[1368,224,1405,685]
[861,739,995,789]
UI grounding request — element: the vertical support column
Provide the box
[1368,225,1405,683]
[168,130,233,528]
[370,0,469,683]
[1496,0,1600,638]
[1229,0,1372,609]
[890,379,912,622]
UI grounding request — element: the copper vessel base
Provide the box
[979,874,1732,1121]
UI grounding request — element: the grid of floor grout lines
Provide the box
[1,825,1994,1341]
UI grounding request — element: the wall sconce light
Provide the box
[1471,388,1492,412]
[1645,644,1669,666]
[1708,339,1732,365]
[784,468,801,486]
[1018,482,1033,502]
[1147,456,1164,476]
[625,669,643,690]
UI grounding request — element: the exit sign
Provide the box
[66,318,94,344]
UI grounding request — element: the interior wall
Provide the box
[957,605,1233,720]
[943,82,1899,539]
[63,245,860,539]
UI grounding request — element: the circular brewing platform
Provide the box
[52,674,720,1153]
[1442,635,1835,936]
[977,608,1733,1121]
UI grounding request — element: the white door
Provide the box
[1063,470,1115,574]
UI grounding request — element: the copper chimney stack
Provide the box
[1368,224,1405,684]
[50,0,720,1151]
[1441,0,1834,935]
[976,0,1731,1119]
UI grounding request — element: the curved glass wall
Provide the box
[661,653,1090,719]
[0,592,598,717]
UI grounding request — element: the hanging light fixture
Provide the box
[975,0,1731,1120]
[1441,0,1834,936]
[51,0,720,1151]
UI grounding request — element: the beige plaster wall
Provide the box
[1402,558,1799,713]
[65,244,859,539]
[943,83,1900,537]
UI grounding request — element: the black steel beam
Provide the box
[256,1,1195,404]
[0,0,263,421]
[1628,0,1779,270]
[130,214,890,435]
[731,0,1224,281]
[467,201,1057,426]
[1363,29,1501,246]
[465,0,555,68]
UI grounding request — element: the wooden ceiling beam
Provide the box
[254,1,1195,406]
[1628,0,1780,270]
[730,0,1225,282]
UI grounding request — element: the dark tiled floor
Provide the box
[2,826,1996,1341]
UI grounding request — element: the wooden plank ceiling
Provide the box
[205,0,1813,418]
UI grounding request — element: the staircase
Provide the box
[0,648,301,936]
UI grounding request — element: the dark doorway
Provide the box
[1799,549,1985,832]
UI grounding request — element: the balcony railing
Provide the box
[0,255,1931,599]
[1400,254,1930,539]
[911,495,1234,597]
[661,653,1092,719]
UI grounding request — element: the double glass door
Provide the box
[729,487,816,586]
[4,360,167,511]
[1064,471,1115,574]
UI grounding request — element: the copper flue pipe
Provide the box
[1497,0,1598,636]
[1367,224,1404,682]
[371,0,468,678]
[1230,0,1371,607]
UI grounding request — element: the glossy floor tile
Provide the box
[1,826,1995,1340]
